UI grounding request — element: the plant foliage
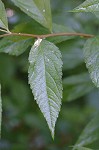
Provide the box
[11,0,52,31]
[73,113,99,149]
[28,39,62,138]
[0,0,99,149]
[0,0,8,30]
[72,0,99,19]
[83,36,99,87]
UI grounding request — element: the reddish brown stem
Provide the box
[0,32,94,39]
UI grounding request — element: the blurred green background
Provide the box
[0,0,99,149]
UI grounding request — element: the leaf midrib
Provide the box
[40,45,54,129]
[33,0,49,28]
[15,0,48,26]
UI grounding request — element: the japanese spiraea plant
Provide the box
[0,0,99,146]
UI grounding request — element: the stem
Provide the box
[0,32,94,39]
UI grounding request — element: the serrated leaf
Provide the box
[0,0,8,30]
[72,0,99,19]
[0,84,2,137]
[63,73,94,102]
[83,36,99,87]
[11,0,52,31]
[73,113,99,149]
[28,39,62,138]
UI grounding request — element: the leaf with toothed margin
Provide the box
[83,36,99,87]
[28,39,62,138]
[0,84,2,137]
[0,0,8,30]
[72,0,99,19]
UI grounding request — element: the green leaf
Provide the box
[11,0,52,31]
[0,84,2,137]
[13,20,50,35]
[73,147,93,150]
[0,36,33,56]
[72,0,99,19]
[48,23,75,44]
[73,113,99,149]
[83,36,99,87]
[28,39,62,138]
[94,12,99,18]
[0,20,50,56]
[0,0,8,30]
[63,73,94,102]
[0,22,37,56]
[58,39,84,70]
[0,21,75,56]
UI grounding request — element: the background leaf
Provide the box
[0,20,50,56]
[72,0,99,19]
[73,112,99,149]
[0,36,33,56]
[58,39,84,70]
[83,36,99,87]
[11,0,52,31]
[0,84,2,137]
[48,23,75,44]
[63,73,94,102]
[0,21,76,56]
[0,0,8,30]
[73,147,93,150]
[28,39,62,138]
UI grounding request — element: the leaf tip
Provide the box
[51,128,54,140]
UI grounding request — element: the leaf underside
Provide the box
[28,39,62,138]
[73,0,99,18]
[83,36,99,87]
[0,0,8,30]
[11,0,52,31]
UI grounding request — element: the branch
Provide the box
[0,32,94,39]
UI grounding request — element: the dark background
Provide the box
[0,0,99,149]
